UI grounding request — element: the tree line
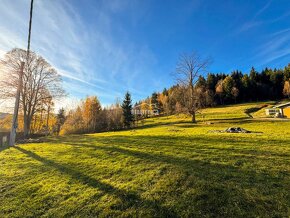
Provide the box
[143,62,290,121]
[58,92,134,135]
[0,48,136,136]
[2,49,290,136]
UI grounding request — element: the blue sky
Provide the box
[1,0,290,109]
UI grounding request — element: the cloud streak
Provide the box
[252,28,290,67]
[233,0,290,34]
[0,0,160,111]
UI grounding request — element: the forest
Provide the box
[1,58,290,136]
[149,64,290,115]
[38,63,290,133]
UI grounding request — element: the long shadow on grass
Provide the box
[17,136,290,216]
[14,146,177,217]
[210,118,290,124]
[61,137,289,216]
[60,135,289,189]
[61,134,290,159]
[135,120,193,130]
[68,141,287,180]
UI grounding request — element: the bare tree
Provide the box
[174,52,211,122]
[0,48,65,137]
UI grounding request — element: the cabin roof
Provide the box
[273,102,290,109]
[133,103,159,109]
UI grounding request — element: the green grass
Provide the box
[0,103,289,217]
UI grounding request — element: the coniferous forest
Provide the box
[147,64,290,115]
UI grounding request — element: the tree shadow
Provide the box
[61,134,290,159]
[60,136,289,216]
[12,133,290,217]
[134,120,193,130]
[14,146,177,217]
[204,117,249,122]
[67,139,288,173]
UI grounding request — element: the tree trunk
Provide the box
[46,106,50,136]
[23,114,32,138]
[191,112,196,123]
[23,118,29,138]
[23,113,28,138]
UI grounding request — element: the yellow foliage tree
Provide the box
[283,80,290,98]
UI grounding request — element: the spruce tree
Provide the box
[55,108,66,135]
[151,92,159,109]
[122,92,134,128]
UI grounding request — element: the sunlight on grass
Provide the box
[0,103,289,217]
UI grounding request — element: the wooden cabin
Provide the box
[265,102,290,118]
[132,103,160,116]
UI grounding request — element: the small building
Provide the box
[132,103,160,116]
[265,102,290,118]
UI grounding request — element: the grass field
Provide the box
[0,103,289,217]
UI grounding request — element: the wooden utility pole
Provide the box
[9,0,34,146]
[9,62,24,146]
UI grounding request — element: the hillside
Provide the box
[0,103,289,217]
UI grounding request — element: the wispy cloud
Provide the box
[253,0,272,19]
[252,28,290,67]
[237,21,264,33]
[234,0,290,34]
[0,0,159,111]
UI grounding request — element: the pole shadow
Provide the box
[14,146,177,217]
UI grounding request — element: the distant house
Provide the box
[132,103,159,116]
[265,102,290,118]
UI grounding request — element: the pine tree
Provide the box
[55,108,66,135]
[122,92,134,128]
[151,92,159,109]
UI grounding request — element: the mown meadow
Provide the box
[0,103,289,217]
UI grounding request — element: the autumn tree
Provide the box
[284,64,290,80]
[82,96,102,132]
[0,48,65,137]
[157,92,169,114]
[223,76,235,101]
[283,80,290,98]
[141,102,150,111]
[241,74,250,101]
[216,79,224,105]
[195,75,214,108]
[60,106,84,135]
[174,52,211,122]
[43,95,54,134]
[231,87,239,103]
[106,101,123,131]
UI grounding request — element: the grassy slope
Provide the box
[0,103,289,217]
